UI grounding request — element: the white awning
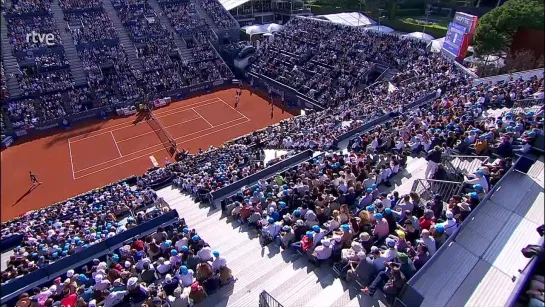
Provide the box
[365,25,395,33]
[219,0,251,11]
[403,31,435,42]
[316,12,376,27]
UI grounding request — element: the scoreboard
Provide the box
[441,12,478,59]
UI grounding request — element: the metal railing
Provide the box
[411,178,463,203]
[259,290,284,307]
[442,155,489,178]
[513,97,544,109]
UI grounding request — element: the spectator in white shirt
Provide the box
[312,239,333,261]
[211,250,227,272]
[463,169,489,192]
[94,274,111,291]
[419,229,436,256]
[177,266,195,287]
[197,245,212,262]
[167,286,193,307]
[103,290,127,307]
[156,257,172,274]
[440,211,459,237]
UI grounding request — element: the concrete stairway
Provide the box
[102,0,144,71]
[191,1,219,33]
[148,0,194,62]
[50,3,87,86]
[0,15,23,97]
[449,156,484,176]
[382,156,428,196]
[157,187,387,307]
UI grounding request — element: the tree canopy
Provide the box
[474,0,545,56]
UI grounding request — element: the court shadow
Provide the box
[12,184,40,207]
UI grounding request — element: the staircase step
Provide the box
[102,0,144,71]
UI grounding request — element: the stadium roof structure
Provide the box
[220,0,251,11]
[408,158,545,307]
[316,12,376,27]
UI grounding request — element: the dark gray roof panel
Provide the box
[412,242,479,307]
[446,259,515,307]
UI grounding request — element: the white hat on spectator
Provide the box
[89,300,97,307]
[49,285,57,293]
[165,274,173,284]
[127,277,138,287]
[66,269,74,278]
[125,261,131,268]
[446,211,454,219]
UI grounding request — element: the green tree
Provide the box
[474,0,545,56]
[385,0,397,19]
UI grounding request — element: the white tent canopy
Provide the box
[429,37,445,53]
[266,23,282,33]
[241,23,283,36]
[317,12,376,27]
[365,25,395,33]
[403,31,435,42]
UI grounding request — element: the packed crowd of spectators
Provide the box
[137,37,177,71]
[17,69,74,95]
[2,0,235,129]
[10,219,234,307]
[4,0,51,15]
[66,12,118,44]
[1,63,8,100]
[200,0,238,29]
[160,1,210,37]
[1,181,163,284]
[118,5,169,39]
[67,87,93,113]
[6,15,61,53]
[35,53,69,70]
[251,17,436,106]
[5,99,41,128]
[221,81,542,301]
[59,0,103,11]
[170,145,279,195]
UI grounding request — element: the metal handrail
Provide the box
[513,97,544,109]
[259,290,284,307]
[411,178,463,203]
[407,155,523,292]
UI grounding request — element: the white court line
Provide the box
[192,108,213,128]
[115,116,202,144]
[111,131,122,157]
[73,117,248,174]
[74,118,251,180]
[217,97,251,121]
[67,140,75,180]
[68,98,222,144]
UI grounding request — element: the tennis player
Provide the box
[29,171,41,186]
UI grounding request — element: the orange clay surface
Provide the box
[1,88,297,221]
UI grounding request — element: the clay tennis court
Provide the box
[1,88,297,221]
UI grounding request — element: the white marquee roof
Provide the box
[317,12,376,27]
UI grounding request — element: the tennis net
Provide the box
[147,112,177,156]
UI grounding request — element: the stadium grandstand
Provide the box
[1,0,544,306]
